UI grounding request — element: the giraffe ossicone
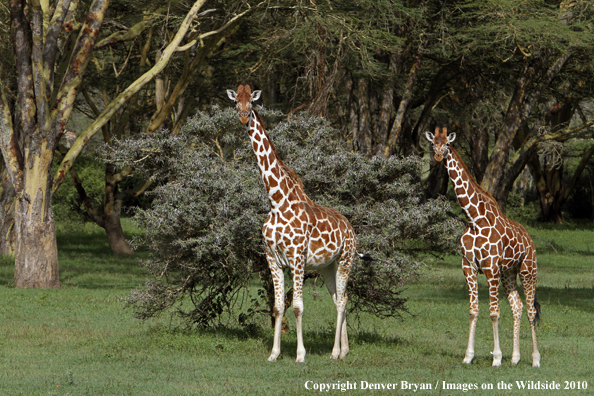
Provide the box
[228,84,357,363]
[426,126,540,368]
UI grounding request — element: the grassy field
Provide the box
[0,221,592,395]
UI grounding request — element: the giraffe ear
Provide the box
[447,133,456,144]
[251,90,261,101]
[425,131,434,142]
[227,90,237,101]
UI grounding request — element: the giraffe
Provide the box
[227,84,356,363]
[426,127,540,367]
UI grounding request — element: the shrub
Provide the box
[101,105,460,327]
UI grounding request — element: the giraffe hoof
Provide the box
[532,352,541,367]
[511,355,521,365]
[462,353,474,364]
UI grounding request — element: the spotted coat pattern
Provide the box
[426,127,540,368]
[227,85,356,363]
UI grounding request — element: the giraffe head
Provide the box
[425,126,456,162]
[227,84,261,124]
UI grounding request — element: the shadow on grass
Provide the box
[416,282,594,314]
[187,324,407,360]
[0,222,147,289]
[536,286,594,313]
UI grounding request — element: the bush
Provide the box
[101,105,460,327]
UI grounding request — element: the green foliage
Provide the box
[51,156,105,222]
[101,105,460,327]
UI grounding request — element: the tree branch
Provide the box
[52,0,210,193]
[51,0,110,143]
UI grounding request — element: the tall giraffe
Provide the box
[426,127,540,367]
[227,84,356,363]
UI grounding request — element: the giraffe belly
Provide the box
[305,247,342,270]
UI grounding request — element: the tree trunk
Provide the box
[460,124,489,184]
[104,164,134,255]
[104,208,133,255]
[384,37,428,158]
[14,159,60,288]
[481,51,572,211]
[355,78,372,157]
[0,167,16,256]
[424,160,449,200]
[538,163,564,223]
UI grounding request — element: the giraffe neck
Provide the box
[446,146,501,222]
[247,109,311,210]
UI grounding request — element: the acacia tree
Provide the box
[0,0,218,287]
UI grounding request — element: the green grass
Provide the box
[0,221,592,395]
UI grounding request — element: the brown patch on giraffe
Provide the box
[462,235,474,251]
[268,176,279,189]
[489,231,500,244]
[477,201,486,214]
[271,165,281,179]
[318,220,330,233]
[310,238,325,253]
[278,199,290,213]
[293,236,305,246]
[476,236,488,248]
[458,195,470,207]
[486,210,496,224]
[311,228,320,239]
[271,190,283,203]
[291,218,302,229]
[299,211,308,223]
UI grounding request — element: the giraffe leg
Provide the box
[484,265,502,367]
[462,257,479,364]
[502,269,523,365]
[335,249,353,359]
[520,249,540,367]
[290,258,306,363]
[267,253,285,362]
[320,255,351,360]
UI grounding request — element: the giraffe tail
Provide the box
[533,295,541,326]
[357,253,374,262]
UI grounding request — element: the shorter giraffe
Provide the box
[426,127,540,367]
[228,85,356,363]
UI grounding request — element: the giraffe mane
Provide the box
[449,146,499,207]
